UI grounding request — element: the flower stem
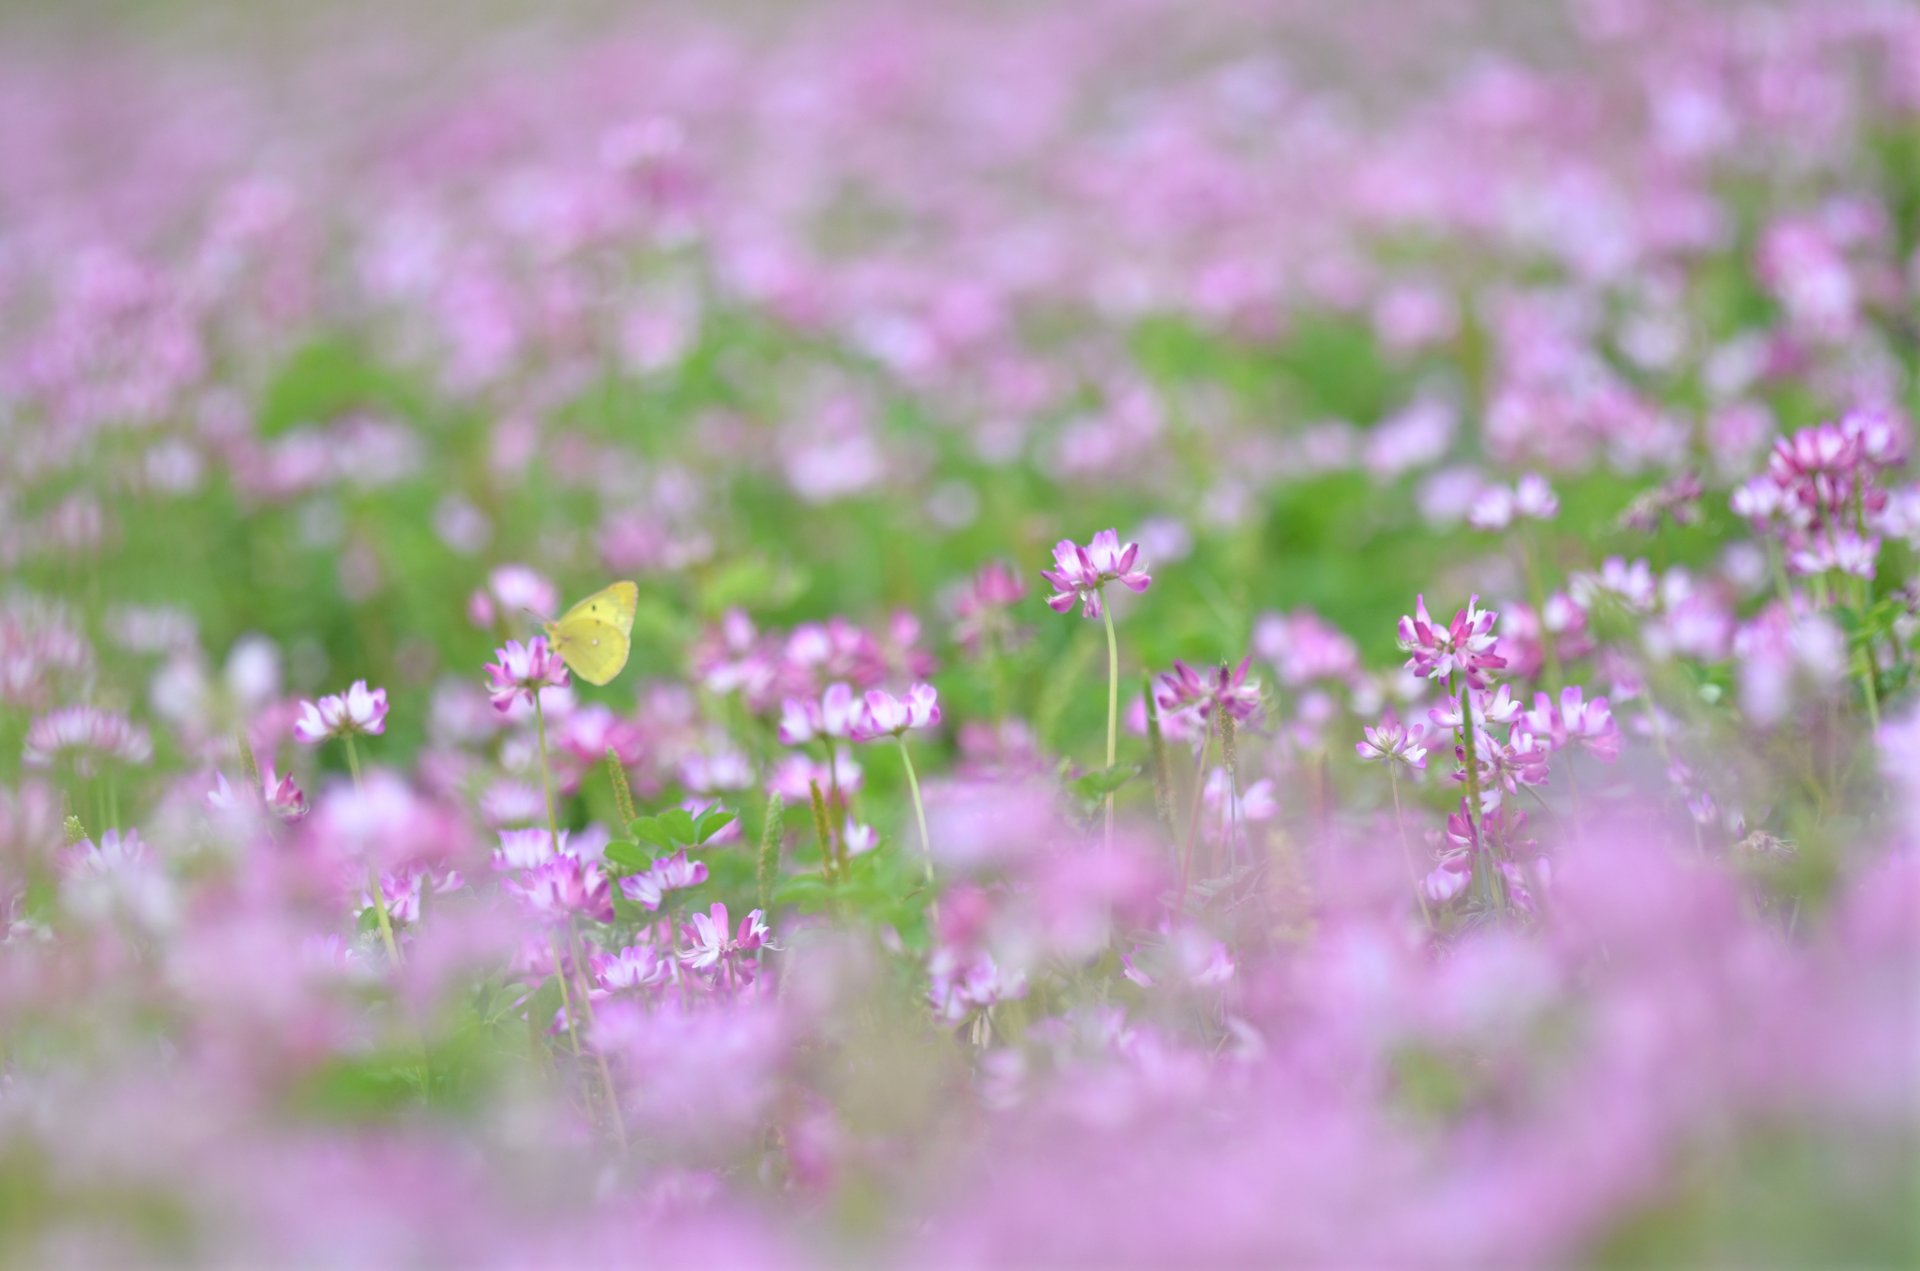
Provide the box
[531,696,625,1150]
[1175,715,1215,917]
[532,694,559,838]
[1388,767,1433,930]
[896,738,935,886]
[344,734,403,967]
[1101,596,1120,849]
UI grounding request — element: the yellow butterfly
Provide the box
[542,581,639,686]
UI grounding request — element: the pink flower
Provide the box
[1356,719,1429,770]
[620,849,710,911]
[1040,529,1151,619]
[1429,684,1522,731]
[484,637,569,712]
[766,752,864,802]
[22,706,153,771]
[1520,686,1622,761]
[678,901,771,970]
[492,827,567,870]
[592,944,673,993]
[1252,609,1358,686]
[850,684,941,741]
[953,560,1029,650]
[292,680,389,743]
[1571,558,1657,613]
[466,564,558,629]
[510,856,613,922]
[206,766,308,822]
[1155,657,1262,724]
[844,821,879,855]
[778,682,859,746]
[1397,594,1507,689]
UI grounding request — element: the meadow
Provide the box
[1,0,1917,1264]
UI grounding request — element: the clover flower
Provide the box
[467,563,558,629]
[1396,594,1507,689]
[1155,657,1262,724]
[1519,686,1622,761]
[485,637,569,712]
[850,684,941,741]
[591,944,674,994]
[1356,719,1430,770]
[1041,530,1151,619]
[778,682,858,745]
[953,559,1030,651]
[206,766,309,822]
[292,680,389,744]
[510,856,613,922]
[620,849,710,911]
[678,901,771,971]
[23,706,153,772]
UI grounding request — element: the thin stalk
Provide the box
[1143,675,1176,844]
[807,780,838,884]
[533,695,625,1151]
[344,735,402,967]
[1101,596,1120,849]
[824,738,846,858]
[1175,715,1215,917]
[1521,534,1563,693]
[757,794,786,914]
[1388,767,1434,929]
[897,738,935,886]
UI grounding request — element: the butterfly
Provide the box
[541,581,639,686]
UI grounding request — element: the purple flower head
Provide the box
[1356,718,1430,770]
[850,684,941,741]
[484,636,569,712]
[1397,594,1507,690]
[510,856,613,923]
[206,766,308,822]
[1041,529,1151,619]
[953,560,1030,651]
[492,826,568,871]
[1155,657,1261,725]
[778,682,858,746]
[466,564,558,629]
[23,706,152,772]
[591,943,673,994]
[1519,686,1622,761]
[620,849,710,911]
[292,680,389,744]
[677,901,772,971]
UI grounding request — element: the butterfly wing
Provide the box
[558,581,638,636]
[547,582,638,686]
[549,618,630,685]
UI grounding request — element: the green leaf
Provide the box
[628,816,674,852]
[1070,764,1140,802]
[772,875,834,910]
[661,807,698,846]
[603,840,651,873]
[694,809,737,844]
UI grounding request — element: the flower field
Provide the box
[2,0,1918,1264]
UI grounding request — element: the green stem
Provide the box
[1389,767,1434,930]
[1522,534,1563,693]
[344,735,403,967]
[1101,596,1120,850]
[532,695,559,840]
[896,738,935,886]
[1175,716,1215,917]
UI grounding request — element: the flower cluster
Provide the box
[485,637,569,712]
[1732,410,1906,580]
[292,681,389,744]
[1397,595,1507,690]
[1041,531,1151,619]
